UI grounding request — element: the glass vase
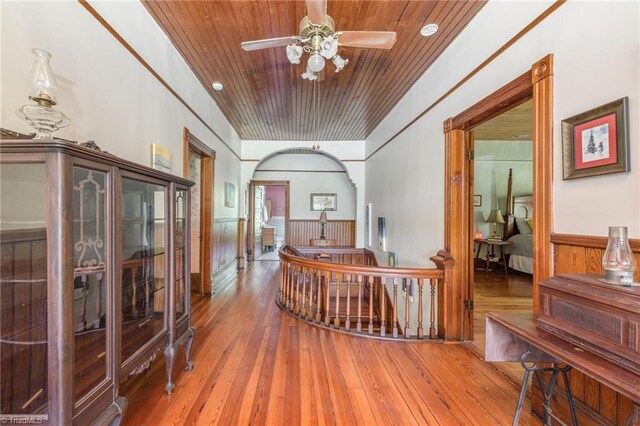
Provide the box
[602,226,637,286]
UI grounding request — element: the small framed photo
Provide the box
[388,251,397,267]
[378,217,386,252]
[151,143,172,173]
[562,97,630,180]
[473,195,482,207]
[310,193,337,211]
[224,182,236,208]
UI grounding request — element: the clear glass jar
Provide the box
[602,226,637,285]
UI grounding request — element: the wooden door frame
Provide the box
[247,180,290,262]
[183,127,215,294]
[442,55,554,341]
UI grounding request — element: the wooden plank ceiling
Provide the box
[474,100,533,141]
[142,0,486,141]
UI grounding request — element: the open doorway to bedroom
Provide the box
[468,99,534,370]
[248,180,290,261]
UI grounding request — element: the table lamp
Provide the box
[486,209,505,241]
[318,211,328,239]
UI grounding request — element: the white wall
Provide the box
[365,0,640,268]
[253,153,356,220]
[0,1,241,218]
[242,140,366,245]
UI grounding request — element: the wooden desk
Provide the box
[310,238,336,247]
[474,238,511,274]
[486,313,640,425]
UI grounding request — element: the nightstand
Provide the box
[474,238,512,274]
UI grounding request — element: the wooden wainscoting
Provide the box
[210,218,241,294]
[289,219,355,247]
[540,233,640,425]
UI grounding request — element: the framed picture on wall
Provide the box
[562,97,630,180]
[473,195,482,207]
[310,193,337,211]
[224,182,236,208]
[151,144,172,173]
[378,217,386,252]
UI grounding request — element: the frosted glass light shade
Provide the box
[307,54,325,72]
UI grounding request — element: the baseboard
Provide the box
[211,260,240,295]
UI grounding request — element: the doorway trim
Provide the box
[247,180,290,262]
[442,55,554,341]
[183,127,215,294]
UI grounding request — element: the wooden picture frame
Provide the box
[377,217,386,252]
[473,195,482,207]
[562,97,630,180]
[310,193,337,211]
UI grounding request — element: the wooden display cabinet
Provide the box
[0,139,195,425]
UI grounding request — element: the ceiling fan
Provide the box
[241,0,397,80]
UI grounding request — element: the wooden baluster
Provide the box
[368,276,374,335]
[279,261,284,303]
[308,268,314,321]
[404,278,411,338]
[295,269,301,315]
[288,265,295,310]
[285,264,291,309]
[345,275,352,331]
[356,275,363,333]
[430,278,437,339]
[417,278,424,339]
[392,277,399,338]
[301,267,307,317]
[316,269,323,323]
[380,277,386,337]
[334,273,341,328]
[324,271,331,326]
[94,272,103,329]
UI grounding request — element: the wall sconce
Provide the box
[601,226,637,286]
[16,49,70,139]
[318,211,328,239]
[486,209,505,241]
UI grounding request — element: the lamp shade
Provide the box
[319,211,328,223]
[486,209,505,224]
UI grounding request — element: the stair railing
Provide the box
[277,245,453,340]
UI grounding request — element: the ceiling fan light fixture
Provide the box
[286,44,303,64]
[420,23,439,37]
[332,54,348,72]
[301,68,318,80]
[307,53,325,72]
[320,35,338,59]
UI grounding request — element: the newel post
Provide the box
[430,249,455,340]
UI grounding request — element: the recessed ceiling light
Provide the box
[212,81,224,91]
[420,23,438,37]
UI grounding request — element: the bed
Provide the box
[502,195,533,274]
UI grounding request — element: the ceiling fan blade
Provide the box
[338,31,398,49]
[241,36,298,51]
[306,0,327,25]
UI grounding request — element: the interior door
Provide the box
[465,130,476,340]
[187,148,203,293]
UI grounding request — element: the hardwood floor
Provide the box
[470,269,534,386]
[122,261,537,425]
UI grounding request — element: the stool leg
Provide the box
[513,369,532,426]
[562,369,578,426]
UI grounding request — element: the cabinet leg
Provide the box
[164,343,177,394]
[184,326,196,371]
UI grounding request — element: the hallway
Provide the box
[122,261,536,425]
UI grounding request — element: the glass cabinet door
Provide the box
[120,178,167,363]
[175,189,187,321]
[0,163,48,417]
[72,167,108,403]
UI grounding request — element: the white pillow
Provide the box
[515,218,532,235]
